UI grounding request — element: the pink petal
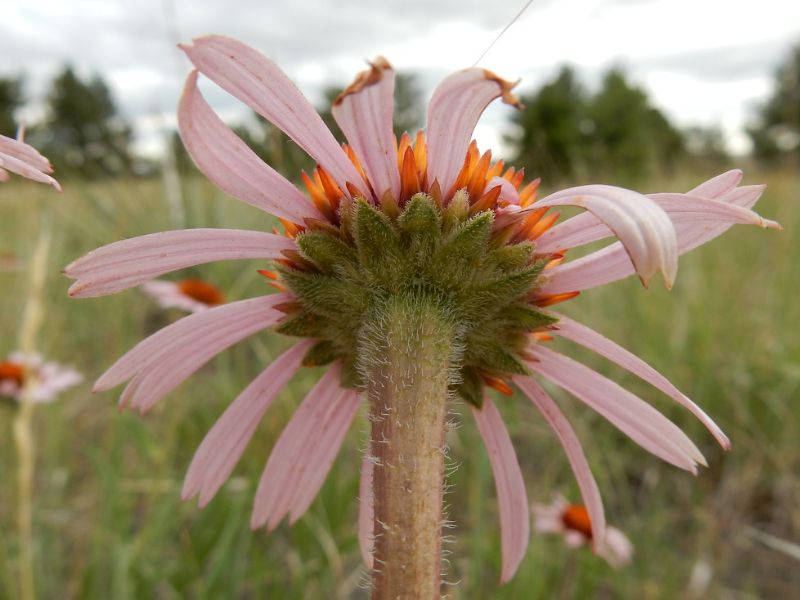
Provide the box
[515,378,606,551]
[471,397,530,583]
[65,228,295,297]
[649,192,780,228]
[181,36,361,192]
[250,369,361,530]
[426,68,520,197]
[95,295,289,411]
[669,185,773,255]
[182,340,313,507]
[536,171,777,254]
[178,70,321,223]
[0,167,9,182]
[358,451,374,569]
[287,389,361,523]
[0,134,53,173]
[525,346,705,472]
[332,57,399,200]
[550,313,730,449]
[535,211,605,254]
[600,526,634,568]
[0,150,61,190]
[534,185,678,288]
[688,169,742,197]
[540,185,773,294]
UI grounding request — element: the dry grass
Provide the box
[0,168,797,598]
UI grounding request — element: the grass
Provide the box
[0,168,797,599]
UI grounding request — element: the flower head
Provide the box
[0,352,82,403]
[141,278,225,313]
[0,130,61,190]
[65,35,779,583]
[533,495,633,568]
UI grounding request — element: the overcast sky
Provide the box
[3,0,799,157]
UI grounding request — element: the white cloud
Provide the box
[2,0,799,157]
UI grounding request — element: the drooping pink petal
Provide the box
[550,313,730,449]
[95,295,289,412]
[540,186,774,294]
[534,211,604,254]
[182,339,313,507]
[525,346,706,472]
[534,185,678,288]
[287,389,361,523]
[358,452,374,569]
[181,36,362,192]
[250,369,361,530]
[471,397,530,583]
[514,377,606,552]
[426,68,520,197]
[0,134,53,173]
[332,58,399,200]
[0,167,9,182]
[0,150,61,190]
[535,177,775,255]
[65,229,294,298]
[178,70,321,223]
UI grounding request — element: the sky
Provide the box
[2,0,799,158]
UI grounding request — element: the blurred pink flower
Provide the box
[141,278,225,313]
[0,131,61,190]
[0,352,82,403]
[533,495,633,568]
[65,35,779,583]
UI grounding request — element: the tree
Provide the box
[507,66,589,183]
[36,66,134,178]
[748,43,800,166]
[587,68,684,183]
[0,77,23,136]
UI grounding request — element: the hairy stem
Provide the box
[361,294,457,600]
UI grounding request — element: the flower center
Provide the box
[562,504,593,539]
[0,361,25,387]
[177,279,225,305]
[272,135,576,405]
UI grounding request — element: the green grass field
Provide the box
[1,169,797,599]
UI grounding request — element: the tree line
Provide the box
[1,43,798,182]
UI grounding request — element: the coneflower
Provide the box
[65,35,779,597]
[533,494,633,568]
[141,277,226,313]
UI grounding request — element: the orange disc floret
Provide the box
[177,279,225,306]
[482,374,514,396]
[0,361,25,386]
[533,291,581,308]
[562,504,593,539]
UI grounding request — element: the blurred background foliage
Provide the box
[3,42,798,184]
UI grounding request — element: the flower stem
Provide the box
[13,218,51,600]
[361,294,457,599]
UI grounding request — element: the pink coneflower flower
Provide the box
[141,277,226,313]
[65,35,779,586]
[0,129,61,190]
[0,352,82,403]
[533,495,633,568]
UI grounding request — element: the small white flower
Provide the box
[0,352,83,404]
[533,494,634,568]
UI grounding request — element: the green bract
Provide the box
[276,192,557,407]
